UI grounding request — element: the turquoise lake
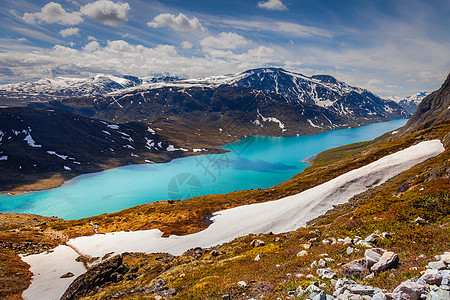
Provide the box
[0,119,408,220]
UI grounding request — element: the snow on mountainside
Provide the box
[0,75,143,106]
[97,68,408,131]
[0,107,193,191]
[1,68,408,136]
[388,91,429,114]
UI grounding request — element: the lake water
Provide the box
[0,119,408,220]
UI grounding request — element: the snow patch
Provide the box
[0,156,7,161]
[307,119,321,128]
[46,151,68,160]
[21,246,86,300]
[63,166,71,171]
[167,145,188,152]
[107,124,119,130]
[257,109,286,132]
[24,134,41,148]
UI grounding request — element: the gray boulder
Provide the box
[312,290,327,300]
[371,251,399,273]
[348,284,375,296]
[342,259,369,278]
[441,252,450,265]
[372,291,387,300]
[393,280,429,300]
[365,234,378,244]
[427,286,450,300]
[251,239,265,247]
[420,273,443,285]
[427,261,447,270]
[365,248,386,268]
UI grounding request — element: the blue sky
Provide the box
[0,0,449,97]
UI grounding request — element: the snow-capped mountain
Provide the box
[0,74,144,107]
[80,67,407,135]
[388,92,429,114]
[2,68,408,136]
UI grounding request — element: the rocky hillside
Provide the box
[0,107,202,193]
[405,73,450,132]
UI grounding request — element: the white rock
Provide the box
[237,281,247,288]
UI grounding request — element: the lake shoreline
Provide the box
[0,119,409,219]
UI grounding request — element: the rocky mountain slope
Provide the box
[388,91,429,114]
[404,73,450,133]
[3,68,408,136]
[0,107,200,193]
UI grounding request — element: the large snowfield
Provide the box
[21,140,445,300]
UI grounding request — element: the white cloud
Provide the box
[181,41,193,49]
[59,27,79,37]
[11,27,63,43]
[200,32,251,49]
[22,2,83,25]
[0,40,281,83]
[258,0,286,11]
[80,0,130,26]
[88,35,97,41]
[147,13,205,31]
[121,33,137,39]
[84,40,100,51]
[222,19,333,38]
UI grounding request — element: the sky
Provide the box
[0,0,449,98]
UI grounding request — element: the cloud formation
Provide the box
[80,0,130,26]
[22,2,83,25]
[200,32,251,49]
[0,40,280,82]
[258,0,287,11]
[83,40,100,51]
[181,41,193,49]
[147,13,205,31]
[59,27,80,37]
[222,19,332,38]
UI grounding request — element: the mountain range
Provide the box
[389,91,429,114]
[13,68,409,135]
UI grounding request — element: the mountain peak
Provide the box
[243,67,288,74]
[311,75,339,85]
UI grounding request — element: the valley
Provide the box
[0,73,448,300]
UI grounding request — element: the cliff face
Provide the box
[405,73,450,132]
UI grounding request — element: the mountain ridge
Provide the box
[20,68,408,137]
